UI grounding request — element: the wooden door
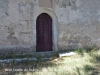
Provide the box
[36,13,52,52]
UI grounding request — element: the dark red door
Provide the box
[36,13,52,52]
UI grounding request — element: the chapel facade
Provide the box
[0,0,100,56]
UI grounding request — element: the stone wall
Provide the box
[0,0,39,56]
[0,0,100,56]
[53,0,100,50]
[0,0,38,47]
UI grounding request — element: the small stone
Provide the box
[41,58,50,61]
[59,52,75,57]
[14,59,23,64]
[29,57,37,61]
[22,58,28,61]
[6,59,13,63]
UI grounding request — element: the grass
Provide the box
[0,54,34,60]
[0,49,100,75]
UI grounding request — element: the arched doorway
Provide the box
[36,13,52,52]
[33,8,58,53]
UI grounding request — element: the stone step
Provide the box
[0,57,51,65]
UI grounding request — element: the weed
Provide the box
[76,67,81,75]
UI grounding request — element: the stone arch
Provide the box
[33,8,58,52]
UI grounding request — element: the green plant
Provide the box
[76,67,81,75]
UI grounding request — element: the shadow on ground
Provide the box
[0,49,100,75]
[80,51,100,75]
[0,56,59,75]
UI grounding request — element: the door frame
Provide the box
[33,8,58,52]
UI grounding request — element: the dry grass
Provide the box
[0,50,100,75]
